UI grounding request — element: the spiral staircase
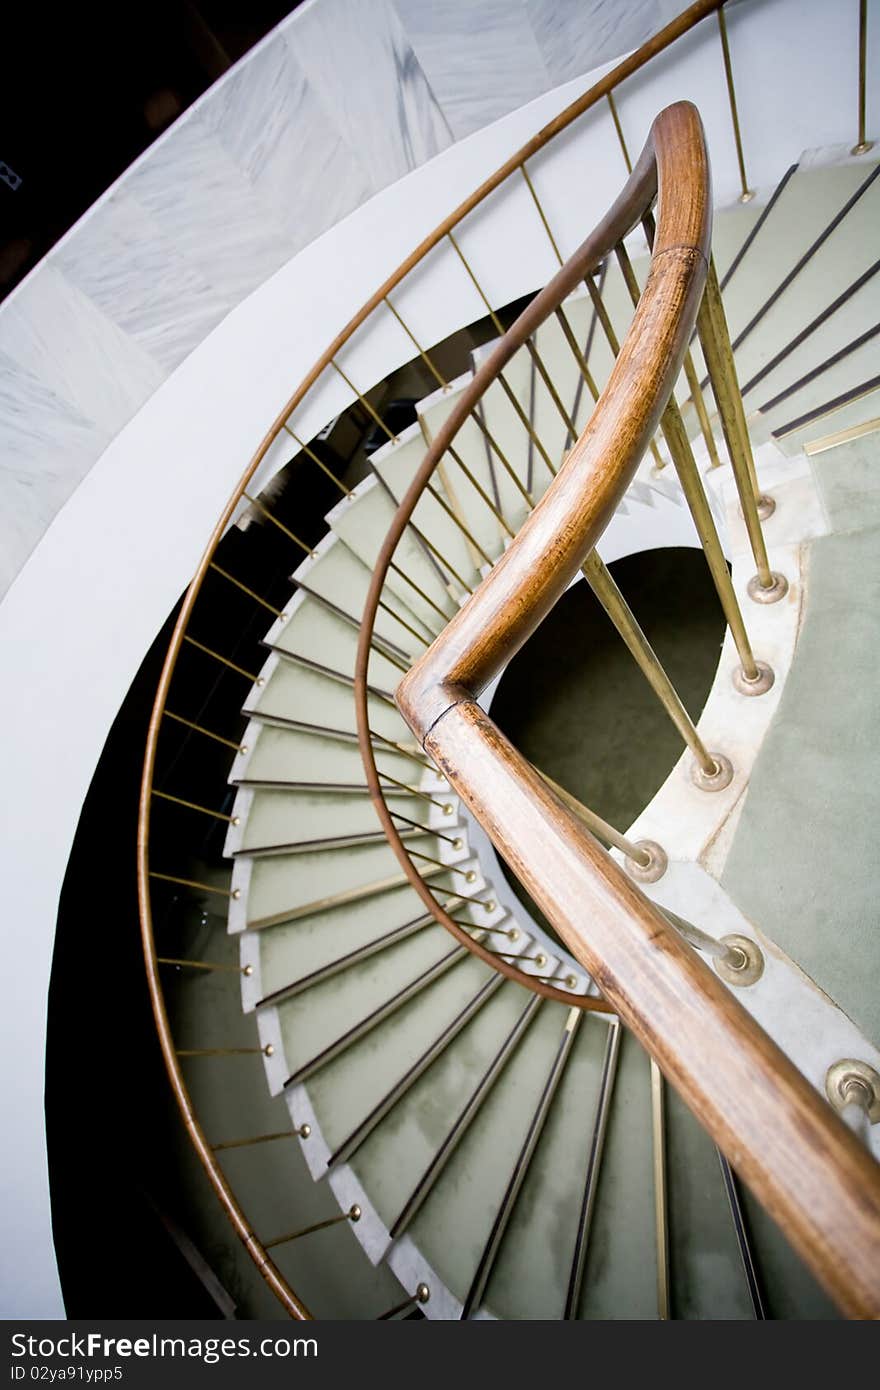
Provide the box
[0,0,811,1329]
[129,53,880,1319]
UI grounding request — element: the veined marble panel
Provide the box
[0,351,106,595]
[283,0,452,191]
[203,32,372,251]
[116,114,295,364]
[54,191,225,377]
[0,263,163,442]
[392,0,551,141]
[524,0,663,86]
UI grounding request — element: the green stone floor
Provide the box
[722,430,880,1050]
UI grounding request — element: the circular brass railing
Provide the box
[136,0,756,1318]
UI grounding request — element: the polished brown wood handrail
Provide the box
[355,102,880,1317]
[354,101,710,1008]
[134,1,752,1318]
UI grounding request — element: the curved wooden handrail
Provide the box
[132,0,762,1319]
[355,100,708,1005]
[355,103,880,1317]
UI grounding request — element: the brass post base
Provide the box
[691,753,734,793]
[624,839,668,883]
[825,1059,880,1123]
[732,660,775,697]
[714,934,764,987]
[747,571,788,604]
[736,493,777,523]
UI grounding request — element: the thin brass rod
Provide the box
[584,267,621,354]
[164,711,244,753]
[183,636,260,682]
[383,295,448,389]
[241,710,419,760]
[717,6,753,201]
[477,421,536,508]
[682,350,724,469]
[583,265,666,470]
[377,1287,430,1320]
[158,956,249,974]
[149,871,238,899]
[564,1019,621,1318]
[520,162,564,265]
[263,641,397,706]
[659,400,761,680]
[331,360,397,443]
[458,1011,583,1312]
[369,725,434,769]
[376,596,432,648]
[152,789,235,824]
[651,1061,670,1320]
[450,919,516,938]
[212,1131,300,1152]
[697,259,774,588]
[285,944,467,1086]
[407,849,478,885]
[582,552,718,772]
[425,476,494,568]
[526,338,579,438]
[661,907,747,967]
[209,563,284,616]
[377,770,453,811]
[555,302,603,452]
[327,974,503,1170]
[419,415,488,566]
[385,563,449,628]
[390,811,462,848]
[249,865,447,934]
[389,995,542,1240]
[444,442,516,538]
[494,952,551,965]
[497,371,558,476]
[177,1047,268,1057]
[536,767,653,864]
[555,306,601,406]
[447,230,505,334]
[369,467,477,596]
[291,582,410,672]
[448,227,559,475]
[526,355,537,490]
[419,411,515,543]
[854,0,873,153]
[718,1150,767,1318]
[388,504,475,597]
[241,492,314,554]
[265,1207,360,1250]
[283,424,352,496]
[607,91,633,173]
[642,210,721,471]
[384,293,527,505]
[439,886,498,910]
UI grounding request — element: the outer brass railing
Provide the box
[354,102,880,1318]
[135,0,875,1319]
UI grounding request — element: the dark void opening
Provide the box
[489,545,727,934]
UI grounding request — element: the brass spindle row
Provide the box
[139,1,843,1322]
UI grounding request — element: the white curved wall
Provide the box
[0,0,875,1317]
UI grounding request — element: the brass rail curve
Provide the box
[354,102,880,1318]
[137,0,755,1320]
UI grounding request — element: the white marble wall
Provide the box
[0,0,682,599]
